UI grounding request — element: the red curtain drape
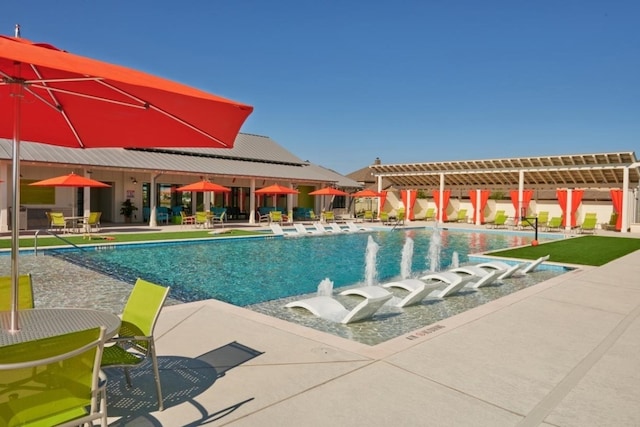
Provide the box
[556,189,583,227]
[432,190,450,222]
[610,189,623,231]
[570,189,584,227]
[469,190,490,224]
[509,189,534,218]
[378,190,387,217]
[400,190,418,220]
[556,189,568,226]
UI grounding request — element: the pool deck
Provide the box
[100,221,640,426]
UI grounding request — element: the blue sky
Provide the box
[3,1,639,174]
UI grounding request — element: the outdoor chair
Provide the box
[379,211,390,224]
[323,211,336,222]
[423,207,435,221]
[195,211,209,228]
[546,216,563,232]
[210,207,227,228]
[0,327,108,426]
[0,274,34,311]
[84,211,102,233]
[601,212,618,231]
[362,210,374,222]
[156,207,170,224]
[577,214,598,234]
[180,210,196,227]
[101,278,170,411]
[48,211,68,233]
[269,210,283,224]
[397,208,406,224]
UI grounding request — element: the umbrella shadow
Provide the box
[106,341,263,425]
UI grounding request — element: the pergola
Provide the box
[370,152,640,233]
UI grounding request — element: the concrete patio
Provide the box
[104,229,640,426]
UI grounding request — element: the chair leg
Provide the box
[149,339,164,411]
[123,367,132,388]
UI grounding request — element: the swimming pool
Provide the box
[52,227,547,306]
[46,228,567,345]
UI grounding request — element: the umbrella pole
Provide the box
[10,79,24,332]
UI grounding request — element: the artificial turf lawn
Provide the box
[490,236,640,266]
[0,229,262,249]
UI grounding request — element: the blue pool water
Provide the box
[52,228,543,306]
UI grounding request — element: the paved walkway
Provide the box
[104,225,640,426]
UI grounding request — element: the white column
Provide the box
[83,169,91,219]
[377,176,383,214]
[438,173,445,224]
[406,189,412,222]
[621,166,630,233]
[475,189,482,226]
[249,179,256,224]
[518,170,524,218]
[149,174,158,227]
[565,189,573,232]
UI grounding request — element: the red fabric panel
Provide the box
[469,190,478,222]
[432,190,450,222]
[610,189,623,231]
[408,190,417,220]
[570,189,584,227]
[556,189,568,226]
[378,191,388,218]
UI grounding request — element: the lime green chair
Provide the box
[454,208,467,223]
[379,211,389,224]
[423,207,435,221]
[0,327,108,426]
[578,214,598,234]
[490,212,508,229]
[0,274,34,311]
[48,212,68,233]
[195,211,209,228]
[101,278,170,411]
[269,210,283,224]
[397,207,406,224]
[323,211,336,222]
[546,216,563,231]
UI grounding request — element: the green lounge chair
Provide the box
[0,327,108,426]
[423,207,435,221]
[101,278,170,411]
[546,216,563,232]
[578,214,598,234]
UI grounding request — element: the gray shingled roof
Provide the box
[0,133,356,185]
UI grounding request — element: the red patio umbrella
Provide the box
[309,187,349,196]
[1,34,253,331]
[175,180,231,193]
[350,189,381,198]
[254,184,299,195]
[28,173,111,188]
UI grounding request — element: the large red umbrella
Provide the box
[255,184,299,195]
[175,180,231,193]
[309,187,349,196]
[350,189,381,198]
[1,34,253,331]
[28,173,111,188]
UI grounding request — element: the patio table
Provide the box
[65,215,89,233]
[0,308,121,346]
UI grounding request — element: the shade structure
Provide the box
[254,184,299,195]
[1,35,253,331]
[350,189,381,198]
[175,180,231,193]
[28,173,111,188]
[309,187,349,196]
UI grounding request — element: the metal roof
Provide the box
[0,133,355,185]
[370,152,640,191]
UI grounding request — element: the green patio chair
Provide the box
[397,208,406,224]
[269,210,283,224]
[546,216,563,232]
[578,214,598,234]
[0,327,108,427]
[490,212,508,229]
[48,212,68,233]
[423,207,435,221]
[454,208,468,223]
[323,211,336,222]
[195,211,209,228]
[362,210,374,222]
[379,211,389,224]
[101,278,170,411]
[0,274,34,311]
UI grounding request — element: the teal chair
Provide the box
[101,278,170,411]
[0,327,108,426]
[0,274,34,311]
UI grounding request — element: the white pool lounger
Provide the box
[448,266,500,289]
[285,293,392,324]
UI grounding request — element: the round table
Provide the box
[0,308,121,346]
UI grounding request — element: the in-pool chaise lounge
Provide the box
[294,223,321,235]
[447,266,500,289]
[380,272,474,302]
[285,293,392,324]
[477,255,549,278]
[341,281,430,308]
